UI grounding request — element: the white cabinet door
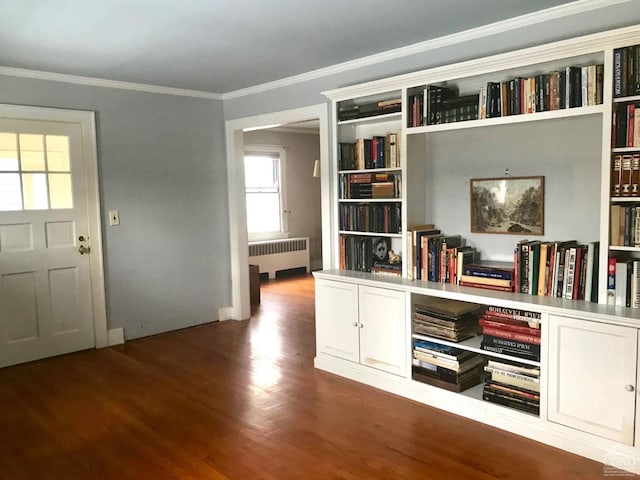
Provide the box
[358,285,406,376]
[315,279,359,362]
[547,314,637,445]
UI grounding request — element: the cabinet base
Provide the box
[314,353,640,475]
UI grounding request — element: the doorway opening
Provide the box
[224,104,330,321]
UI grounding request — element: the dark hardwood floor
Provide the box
[0,274,631,479]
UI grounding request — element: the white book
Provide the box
[563,248,575,300]
[615,261,629,307]
[584,242,594,302]
[632,261,640,309]
[581,66,589,106]
[484,367,540,392]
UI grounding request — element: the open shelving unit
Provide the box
[315,25,640,474]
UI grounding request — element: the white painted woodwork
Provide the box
[358,285,406,375]
[315,279,408,376]
[315,279,359,362]
[0,113,100,367]
[225,104,330,320]
[547,315,638,445]
[314,24,640,475]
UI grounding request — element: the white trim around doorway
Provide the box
[223,104,330,320]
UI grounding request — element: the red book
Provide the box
[482,326,542,345]
[572,245,583,300]
[479,316,541,336]
[607,257,616,305]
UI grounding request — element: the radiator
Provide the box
[248,237,310,279]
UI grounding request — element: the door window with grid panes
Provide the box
[0,133,73,211]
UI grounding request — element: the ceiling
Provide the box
[0,0,579,95]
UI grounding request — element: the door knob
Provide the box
[78,245,91,255]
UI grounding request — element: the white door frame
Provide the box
[223,104,331,320]
[0,103,108,347]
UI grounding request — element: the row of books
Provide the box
[338,172,400,199]
[607,258,640,308]
[610,204,640,247]
[338,133,400,170]
[479,307,541,363]
[515,239,599,302]
[406,62,603,128]
[612,103,640,148]
[339,236,402,274]
[337,98,402,122]
[406,225,468,282]
[611,153,640,197]
[482,64,603,119]
[613,44,640,98]
[407,86,479,127]
[338,203,402,234]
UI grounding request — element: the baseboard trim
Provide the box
[107,328,125,346]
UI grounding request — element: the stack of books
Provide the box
[479,306,541,362]
[459,261,515,292]
[483,359,540,415]
[413,297,485,342]
[411,339,486,392]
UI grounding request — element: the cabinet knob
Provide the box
[359,323,364,328]
[352,322,358,327]
[625,384,635,392]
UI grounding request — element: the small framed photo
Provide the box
[470,176,544,235]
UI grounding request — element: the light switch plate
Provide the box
[109,210,120,226]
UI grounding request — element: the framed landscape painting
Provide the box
[470,176,544,235]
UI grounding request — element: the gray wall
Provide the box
[0,75,229,340]
[421,115,602,261]
[243,129,322,269]
[3,3,640,342]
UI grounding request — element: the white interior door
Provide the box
[0,112,100,367]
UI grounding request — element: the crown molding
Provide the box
[0,0,630,101]
[222,0,630,100]
[0,66,223,100]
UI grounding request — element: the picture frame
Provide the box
[470,176,544,235]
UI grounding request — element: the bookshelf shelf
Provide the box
[339,198,401,203]
[611,147,640,153]
[412,333,541,367]
[338,167,401,174]
[609,245,640,252]
[611,197,640,202]
[339,231,402,238]
[613,94,640,103]
[337,111,402,126]
[405,104,605,135]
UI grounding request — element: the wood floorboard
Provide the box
[0,273,632,479]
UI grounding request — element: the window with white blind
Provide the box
[244,146,287,239]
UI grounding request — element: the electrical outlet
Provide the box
[109,210,120,226]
